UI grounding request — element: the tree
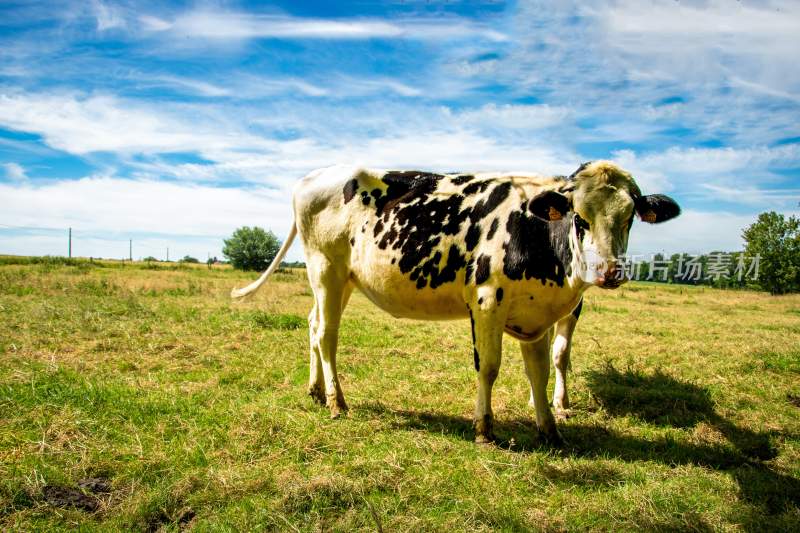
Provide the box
[742,212,800,295]
[180,255,199,263]
[223,226,282,271]
[143,256,158,262]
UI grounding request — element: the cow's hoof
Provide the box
[308,386,326,405]
[474,414,494,444]
[474,433,495,445]
[554,408,572,421]
[541,429,566,447]
[327,393,348,419]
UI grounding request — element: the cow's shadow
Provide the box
[360,363,799,520]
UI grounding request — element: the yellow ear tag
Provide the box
[642,210,657,223]
[548,206,563,221]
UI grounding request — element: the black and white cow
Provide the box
[232,161,680,444]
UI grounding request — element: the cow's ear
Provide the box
[634,194,681,223]
[528,190,571,221]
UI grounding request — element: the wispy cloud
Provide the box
[2,162,28,181]
[140,9,507,42]
[0,91,272,156]
[91,0,126,31]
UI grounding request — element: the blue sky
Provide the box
[1,0,798,261]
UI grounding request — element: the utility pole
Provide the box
[129,239,132,262]
[166,247,169,262]
[68,227,72,258]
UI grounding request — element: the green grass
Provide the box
[1,261,799,531]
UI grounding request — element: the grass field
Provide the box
[1,257,799,531]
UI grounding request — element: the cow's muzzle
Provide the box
[594,262,628,289]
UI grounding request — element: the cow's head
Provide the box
[530,161,681,288]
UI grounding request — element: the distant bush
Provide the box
[223,226,281,271]
[143,256,159,262]
[743,212,800,295]
[180,256,200,264]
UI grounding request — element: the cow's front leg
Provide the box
[521,331,563,445]
[552,314,577,419]
[469,298,506,444]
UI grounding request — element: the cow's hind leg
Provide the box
[307,303,325,404]
[552,314,577,419]
[521,331,563,445]
[307,283,353,406]
[307,255,351,418]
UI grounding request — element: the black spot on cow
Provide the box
[465,257,474,284]
[496,287,503,303]
[374,219,384,237]
[391,257,396,264]
[487,218,499,240]
[475,254,491,285]
[502,210,572,287]
[408,245,466,290]
[572,298,583,319]
[463,180,490,195]
[469,182,511,223]
[343,179,358,203]
[360,190,371,206]
[575,214,589,241]
[477,297,484,305]
[469,309,479,371]
[371,171,476,289]
[349,237,355,246]
[451,174,475,185]
[465,223,481,251]
[374,171,443,215]
[371,188,382,200]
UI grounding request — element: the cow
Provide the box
[232,161,681,444]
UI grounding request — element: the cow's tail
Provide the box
[230,222,298,299]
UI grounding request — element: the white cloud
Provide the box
[612,145,800,199]
[0,176,302,261]
[0,91,274,156]
[602,0,800,36]
[3,162,28,181]
[147,75,231,97]
[0,90,582,185]
[92,0,126,31]
[142,9,507,42]
[138,14,171,32]
[699,184,800,206]
[447,103,571,130]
